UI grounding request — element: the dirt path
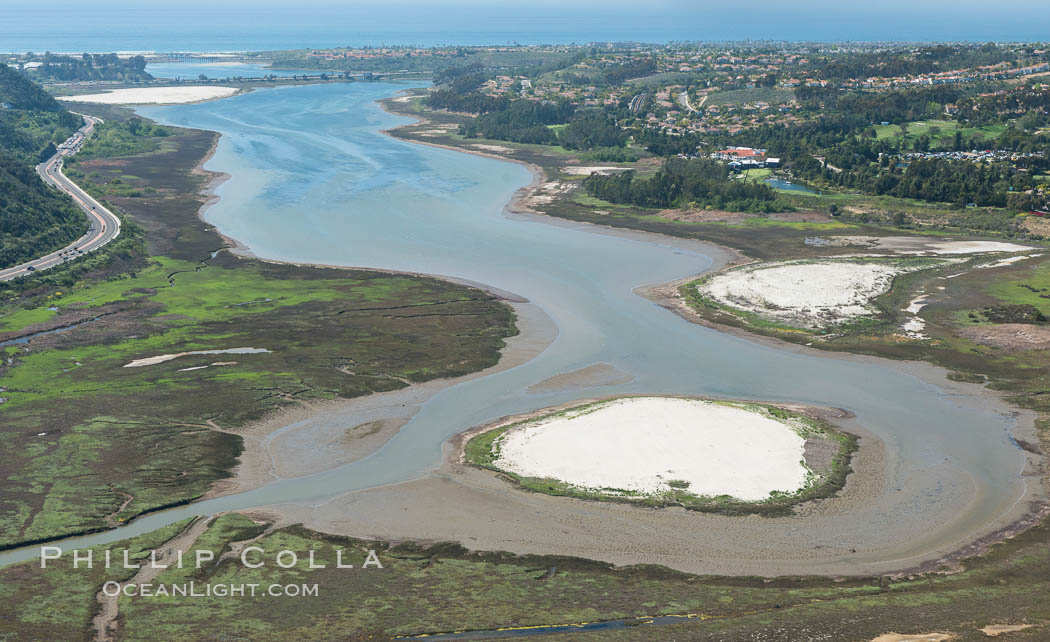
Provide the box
[92,517,213,642]
[103,492,135,528]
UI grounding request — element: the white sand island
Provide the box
[491,397,811,501]
[59,86,239,105]
[699,260,914,329]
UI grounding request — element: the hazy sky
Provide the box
[5,0,1050,51]
[59,0,1050,13]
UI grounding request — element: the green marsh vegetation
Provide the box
[7,506,1050,639]
[0,105,518,549]
[3,46,1050,637]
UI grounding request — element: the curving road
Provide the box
[0,115,122,282]
[676,89,697,112]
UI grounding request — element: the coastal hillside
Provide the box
[0,63,86,269]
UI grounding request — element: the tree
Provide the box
[559,111,626,150]
[38,141,56,163]
[583,157,784,212]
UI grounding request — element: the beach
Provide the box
[59,86,239,105]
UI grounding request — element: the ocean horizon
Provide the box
[4,1,1050,54]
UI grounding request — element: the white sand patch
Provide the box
[522,181,575,208]
[59,86,238,105]
[945,254,1041,278]
[493,397,809,501]
[901,294,930,338]
[560,166,632,176]
[902,317,927,337]
[823,236,1032,255]
[918,241,1032,255]
[905,294,929,315]
[177,365,209,372]
[124,348,269,368]
[871,634,954,642]
[470,144,514,153]
[973,254,1041,269]
[700,260,908,329]
[979,624,1033,636]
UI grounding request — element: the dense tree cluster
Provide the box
[0,109,76,159]
[453,100,627,149]
[424,88,504,114]
[432,64,485,87]
[634,129,704,156]
[600,59,657,85]
[0,150,85,268]
[697,81,1050,210]
[0,64,87,269]
[70,118,170,161]
[459,99,574,144]
[558,111,626,149]
[955,85,1050,127]
[814,157,1035,207]
[797,85,969,125]
[0,63,70,111]
[715,114,868,159]
[1,63,81,160]
[578,146,641,162]
[583,157,783,212]
[27,53,152,82]
[804,44,1016,82]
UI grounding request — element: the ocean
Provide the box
[4,1,1050,53]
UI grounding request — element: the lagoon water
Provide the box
[146,62,319,79]
[766,177,819,194]
[0,81,1032,566]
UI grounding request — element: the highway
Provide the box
[0,115,122,282]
